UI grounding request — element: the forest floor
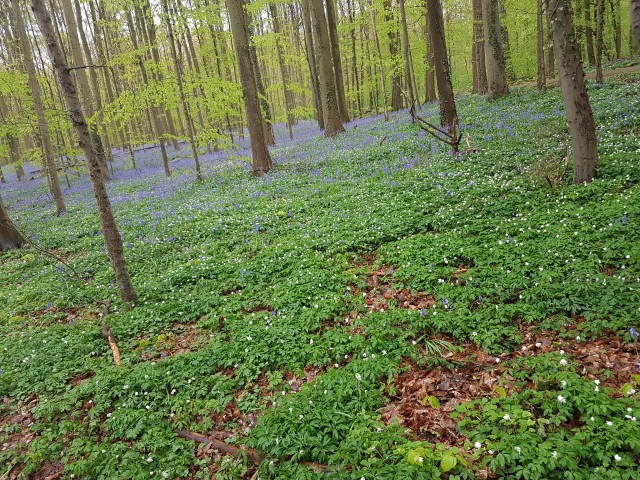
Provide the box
[1,73,640,479]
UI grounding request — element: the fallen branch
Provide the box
[101,325,121,366]
[408,102,463,155]
[174,429,331,473]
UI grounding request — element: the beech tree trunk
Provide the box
[310,0,345,136]
[537,0,546,90]
[31,0,138,304]
[11,0,66,215]
[325,0,349,123]
[426,0,457,129]
[632,0,640,55]
[482,0,509,99]
[398,0,414,105]
[385,0,403,110]
[584,0,596,65]
[472,0,488,95]
[269,3,295,139]
[0,193,25,252]
[595,0,604,84]
[547,0,598,184]
[371,6,389,121]
[226,0,272,174]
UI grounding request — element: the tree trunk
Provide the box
[537,0,546,90]
[547,0,598,184]
[482,0,509,99]
[226,0,272,174]
[595,0,604,84]
[0,167,4,184]
[162,0,202,181]
[371,6,389,121]
[31,0,138,304]
[426,0,457,130]
[59,0,110,180]
[301,0,324,129]
[0,193,25,252]
[546,12,556,76]
[610,0,621,59]
[11,0,66,215]
[310,0,345,136]
[584,0,595,65]
[632,0,640,55]
[325,0,349,122]
[269,3,295,139]
[472,0,488,95]
[398,0,414,105]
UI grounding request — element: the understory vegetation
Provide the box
[1,76,640,479]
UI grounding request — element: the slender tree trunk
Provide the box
[547,0,598,184]
[610,0,621,59]
[595,0,604,83]
[546,12,556,76]
[346,0,362,117]
[11,0,66,215]
[31,0,137,303]
[301,0,324,129]
[398,0,414,105]
[59,0,110,180]
[0,192,25,251]
[310,0,345,136]
[0,167,5,184]
[426,0,457,130]
[584,0,596,65]
[537,0,546,90]
[226,0,272,174]
[632,0,640,55]
[482,0,509,99]
[385,0,403,110]
[162,0,202,181]
[269,3,294,139]
[371,6,389,121]
[472,0,488,95]
[325,0,349,122]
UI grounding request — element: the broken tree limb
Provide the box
[101,325,121,366]
[175,429,265,464]
[409,102,463,154]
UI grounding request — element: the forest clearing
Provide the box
[2,0,640,478]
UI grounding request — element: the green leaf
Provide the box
[407,447,427,466]
[493,386,507,398]
[420,395,441,408]
[440,455,457,472]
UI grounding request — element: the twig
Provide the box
[101,324,121,366]
[66,64,108,71]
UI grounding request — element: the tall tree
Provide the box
[370,3,389,121]
[325,0,349,122]
[226,0,272,174]
[536,0,546,90]
[426,0,456,129]
[0,192,25,252]
[30,0,138,304]
[595,0,604,84]
[584,0,596,65]
[633,0,640,55]
[385,0,403,110]
[300,0,324,129]
[11,0,65,215]
[398,0,414,105]
[310,0,345,136]
[472,0,488,95]
[482,0,509,99]
[547,0,598,184]
[269,2,295,139]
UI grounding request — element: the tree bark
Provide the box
[472,0,488,95]
[482,0,509,99]
[0,192,25,252]
[226,0,272,174]
[398,0,414,105]
[310,0,345,136]
[325,0,349,122]
[31,0,138,304]
[584,0,595,65]
[301,0,324,129]
[11,0,66,215]
[547,0,598,184]
[269,3,295,139]
[371,6,389,121]
[595,0,604,84]
[632,0,640,55]
[537,0,546,90]
[426,0,457,129]
[384,0,403,110]
[546,11,556,76]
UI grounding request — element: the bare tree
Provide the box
[30,0,138,304]
[11,0,65,215]
[226,0,273,174]
[0,192,25,252]
[482,0,509,99]
[547,0,598,184]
